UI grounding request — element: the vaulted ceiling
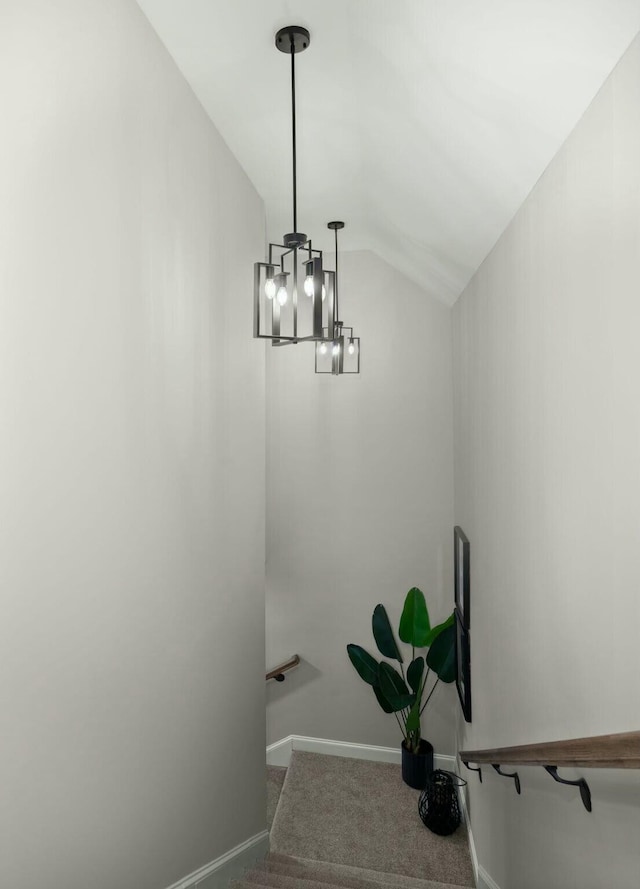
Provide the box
[135,1,640,305]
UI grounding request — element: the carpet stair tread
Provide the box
[255,852,465,889]
[233,854,468,889]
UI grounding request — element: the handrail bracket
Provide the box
[266,654,300,683]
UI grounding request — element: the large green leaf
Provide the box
[425,611,455,647]
[372,683,394,714]
[372,604,403,663]
[426,622,456,683]
[378,662,414,711]
[347,644,379,686]
[398,587,431,646]
[378,662,410,696]
[407,657,425,695]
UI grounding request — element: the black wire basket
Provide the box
[418,769,467,836]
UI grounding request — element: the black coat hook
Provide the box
[544,766,592,812]
[461,760,483,782]
[492,764,521,794]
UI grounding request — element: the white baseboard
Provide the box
[266,734,456,771]
[164,830,269,889]
[455,757,501,889]
[266,736,294,767]
[477,866,502,889]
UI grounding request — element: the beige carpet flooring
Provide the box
[267,752,475,887]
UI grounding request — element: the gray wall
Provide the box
[453,30,640,889]
[0,3,266,888]
[266,250,456,755]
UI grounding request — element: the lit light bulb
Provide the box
[322,285,326,302]
[332,343,340,356]
[277,286,288,306]
[264,278,276,300]
[348,341,355,355]
[319,343,327,355]
[304,275,314,297]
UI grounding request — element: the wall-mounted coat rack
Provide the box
[457,729,640,814]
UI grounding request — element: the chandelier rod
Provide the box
[289,35,298,234]
[334,224,339,326]
[328,220,345,334]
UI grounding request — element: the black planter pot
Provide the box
[401,739,434,789]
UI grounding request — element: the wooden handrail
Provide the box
[460,730,640,769]
[266,654,300,682]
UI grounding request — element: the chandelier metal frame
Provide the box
[253,25,361,375]
[315,221,361,375]
[253,25,333,346]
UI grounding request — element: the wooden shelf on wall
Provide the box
[460,730,640,769]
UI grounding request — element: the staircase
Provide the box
[233,752,475,889]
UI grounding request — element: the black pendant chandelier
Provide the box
[315,221,360,375]
[253,25,360,374]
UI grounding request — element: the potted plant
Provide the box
[347,587,456,789]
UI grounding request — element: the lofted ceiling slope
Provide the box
[135,0,640,306]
